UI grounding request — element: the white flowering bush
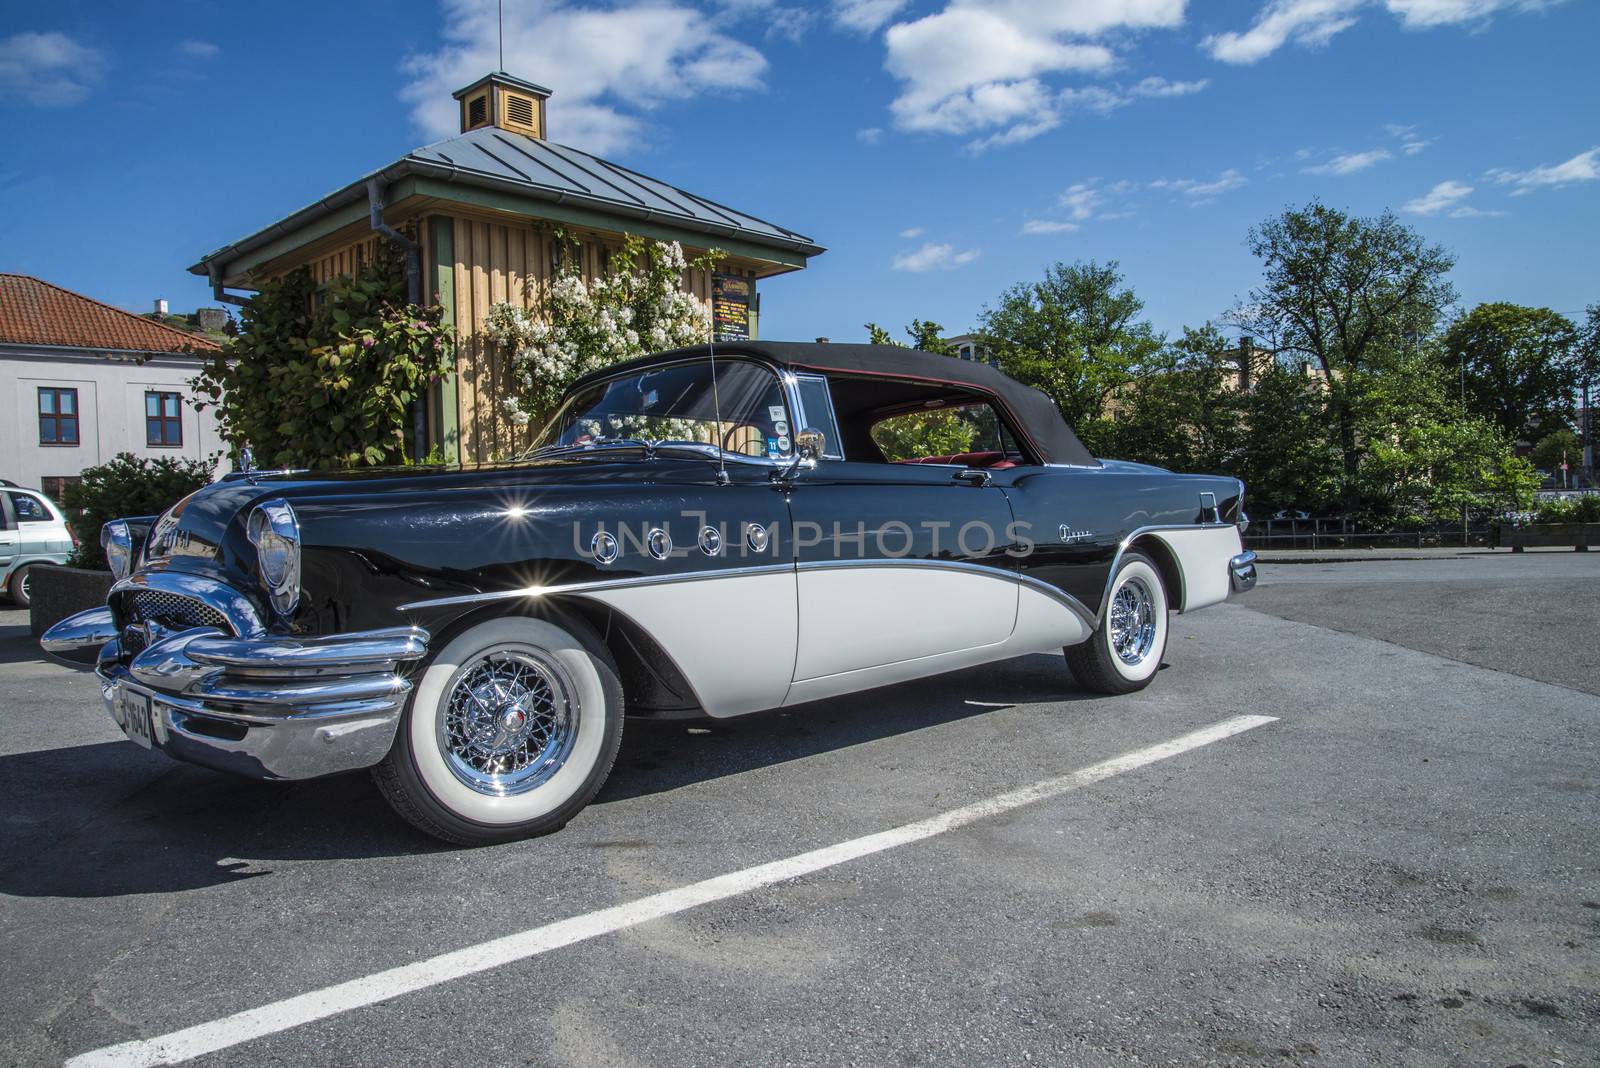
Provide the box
[484,235,721,428]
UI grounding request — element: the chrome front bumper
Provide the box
[43,599,428,780]
[1229,550,1258,594]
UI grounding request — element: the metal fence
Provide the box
[1242,520,1495,551]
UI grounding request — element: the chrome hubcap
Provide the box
[439,647,577,796]
[1109,576,1158,665]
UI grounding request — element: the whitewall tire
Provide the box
[374,614,624,844]
[1065,551,1169,695]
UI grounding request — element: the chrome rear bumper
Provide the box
[42,592,429,780]
[1229,550,1258,594]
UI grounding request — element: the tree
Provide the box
[1232,363,1344,515]
[866,318,957,356]
[1351,352,1538,523]
[1101,324,1244,473]
[1228,202,1457,509]
[485,235,722,429]
[978,260,1163,450]
[192,245,454,469]
[1531,428,1581,474]
[1578,304,1600,470]
[63,453,219,569]
[1443,302,1577,442]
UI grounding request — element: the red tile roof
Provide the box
[0,274,222,355]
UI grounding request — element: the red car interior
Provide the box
[896,451,1019,469]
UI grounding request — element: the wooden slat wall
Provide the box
[306,236,383,285]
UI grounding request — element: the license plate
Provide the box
[117,687,153,749]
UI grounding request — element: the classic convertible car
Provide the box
[43,341,1255,843]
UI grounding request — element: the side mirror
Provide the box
[773,428,826,484]
[795,428,825,460]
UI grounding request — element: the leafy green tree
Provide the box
[1578,304,1600,468]
[978,260,1163,450]
[1443,302,1577,442]
[1531,428,1581,473]
[1228,202,1457,509]
[1232,364,1343,516]
[1101,324,1244,474]
[1351,352,1537,523]
[192,245,454,469]
[864,318,958,355]
[63,452,219,569]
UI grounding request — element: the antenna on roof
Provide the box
[708,299,729,486]
[498,0,504,71]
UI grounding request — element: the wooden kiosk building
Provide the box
[189,72,824,462]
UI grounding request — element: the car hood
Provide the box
[139,454,725,582]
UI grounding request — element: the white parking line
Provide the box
[68,714,1277,1068]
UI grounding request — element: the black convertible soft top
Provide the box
[567,341,1101,467]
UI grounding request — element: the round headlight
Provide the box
[100,520,133,580]
[247,499,301,617]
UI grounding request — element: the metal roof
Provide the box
[190,127,824,278]
[452,71,551,99]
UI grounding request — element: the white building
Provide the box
[945,333,995,365]
[0,275,226,499]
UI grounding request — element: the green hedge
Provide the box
[62,452,219,569]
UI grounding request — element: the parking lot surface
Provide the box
[2,551,1597,1067]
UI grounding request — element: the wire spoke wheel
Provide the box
[438,647,578,796]
[1108,576,1158,665]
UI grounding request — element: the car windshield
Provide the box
[527,360,794,460]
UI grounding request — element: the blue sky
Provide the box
[1,0,1595,345]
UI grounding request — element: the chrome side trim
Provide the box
[397,557,1098,627]
[1229,550,1258,594]
[395,563,796,612]
[111,570,266,637]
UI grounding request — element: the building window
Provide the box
[40,476,80,503]
[38,387,79,445]
[146,391,183,447]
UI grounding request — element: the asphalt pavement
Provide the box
[1,551,1597,1067]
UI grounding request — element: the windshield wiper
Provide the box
[523,438,656,461]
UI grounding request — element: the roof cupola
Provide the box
[452,71,551,139]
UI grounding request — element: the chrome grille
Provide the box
[121,590,231,634]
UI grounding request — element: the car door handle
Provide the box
[953,469,992,486]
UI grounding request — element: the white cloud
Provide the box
[1402,179,1474,214]
[0,31,102,106]
[1385,122,1431,154]
[1205,0,1562,64]
[1303,148,1392,175]
[881,1,1188,150]
[1152,169,1249,197]
[401,0,767,153]
[892,242,982,271]
[1060,181,1105,220]
[832,0,910,33]
[1386,0,1562,28]
[1020,219,1080,235]
[1129,75,1210,97]
[1487,147,1600,195]
[899,226,925,238]
[177,39,220,59]
[856,126,882,144]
